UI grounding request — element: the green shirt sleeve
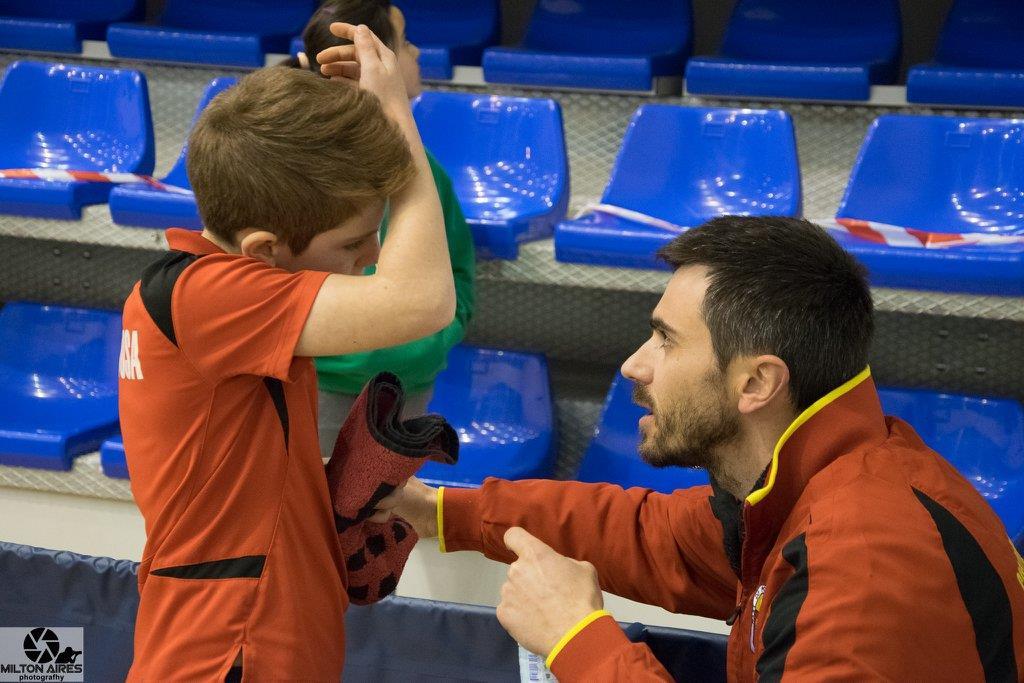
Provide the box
[315,149,476,396]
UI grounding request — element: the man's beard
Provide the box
[633,371,740,475]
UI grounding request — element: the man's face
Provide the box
[621,266,740,471]
[274,201,384,275]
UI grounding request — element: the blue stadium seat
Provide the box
[0,303,122,471]
[402,0,500,81]
[835,115,1024,295]
[555,105,800,269]
[907,0,1024,108]
[878,386,1024,549]
[110,77,237,230]
[577,374,709,492]
[413,92,569,259]
[0,61,154,220]
[416,345,555,489]
[482,0,692,91]
[106,0,316,67]
[0,0,142,54]
[578,374,1024,548]
[686,0,901,101]
[100,434,128,479]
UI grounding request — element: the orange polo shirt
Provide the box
[119,229,347,681]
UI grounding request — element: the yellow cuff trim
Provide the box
[746,366,872,506]
[545,609,611,670]
[436,486,447,554]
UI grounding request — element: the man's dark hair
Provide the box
[301,0,394,76]
[658,216,874,411]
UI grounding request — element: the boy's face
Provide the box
[275,201,385,275]
[390,6,422,99]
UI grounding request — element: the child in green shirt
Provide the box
[295,0,476,456]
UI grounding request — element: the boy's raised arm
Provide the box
[296,23,454,358]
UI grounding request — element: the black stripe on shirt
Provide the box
[263,377,289,449]
[756,533,809,682]
[139,250,200,347]
[913,488,1018,682]
[151,554,266,580]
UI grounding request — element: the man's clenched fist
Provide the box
[497,527,604,658]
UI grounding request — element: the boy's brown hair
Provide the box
[300,0,394,76]
[187,66,414,254]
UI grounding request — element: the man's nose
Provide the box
[621,341,653,385]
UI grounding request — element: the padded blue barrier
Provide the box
[100,435,128,479]
[110,77,237,230]
[413,91,569,259]
[686,0,901,101]
[0,303,122,471]
[0,0,142,54]
[0,541,728,681]
[907,0,1024,108]
[555,105,801,270]
[417,345,556,489]
[402,0,500,81]
[0,542,139,682]
[0,61,154,220]
[482,0,691,91]
[106,0,316,67]
[578,374,1024,549]
[835,115,1024,295]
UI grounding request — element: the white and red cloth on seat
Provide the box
[0,169,191,194]
[574,203,1024,249]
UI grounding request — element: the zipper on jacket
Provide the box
[725,592,746,625]
[749,584,766,652]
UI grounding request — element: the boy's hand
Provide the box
[498,528,605,657]
[392,477,439,538]
[316,23,409,116]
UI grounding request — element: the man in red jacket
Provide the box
[397,216,1024,681]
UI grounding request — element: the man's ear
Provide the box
[735,355,790,415]
[297,51,310,69]
[238,230,280,267]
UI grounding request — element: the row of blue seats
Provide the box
[0,61,565,260]
[0,302,555,489]
[555,106,1024,297]
[0,301,1020,548]
[2,60,1021,294]
[580,374,1024,551]
[1,0,1022,106]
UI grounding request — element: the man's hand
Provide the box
[316,23,409,116]
[391,477,439,538]
[497,527,604,658]
[366,479,408,524]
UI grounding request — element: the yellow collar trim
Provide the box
[745,367,872,506]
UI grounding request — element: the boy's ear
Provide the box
[297,51,310,69]
[239,230,280,267]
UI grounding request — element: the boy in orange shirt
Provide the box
[119,24,454,681]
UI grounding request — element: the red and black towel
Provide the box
[325,372,458,605]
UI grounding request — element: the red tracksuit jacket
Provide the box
[440,369,1024,681]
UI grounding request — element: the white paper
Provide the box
[518,645,559,683]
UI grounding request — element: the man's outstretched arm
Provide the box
[397,477,737,619]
